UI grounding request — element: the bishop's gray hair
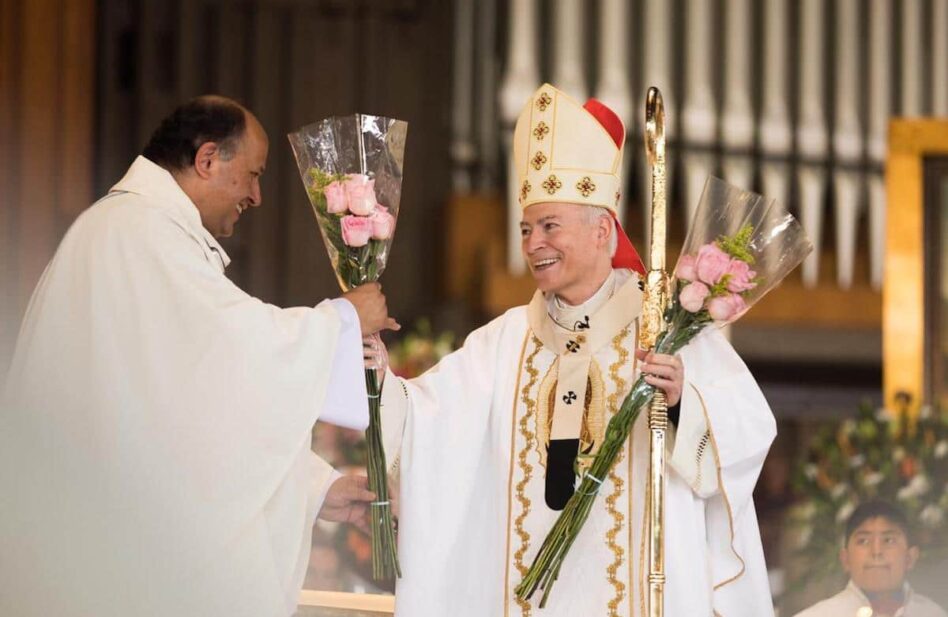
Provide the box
[582,206,618,257]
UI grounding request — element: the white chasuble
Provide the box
[0,157,368,617]
[381,274,776,617]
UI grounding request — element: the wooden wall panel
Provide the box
[365,0,453,319]
[93,0,452,320]
[60,0,95,221]
[176,0,203,100]
[0,0,21,374]
[19,0,61,304]
[283,4,359,306]
[247,5,286,303]
[136,0,177,147]
[0,0,95,375]
[95,0,136,194]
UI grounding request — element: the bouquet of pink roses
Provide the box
[289,114,408,580]
[517,176,813,605]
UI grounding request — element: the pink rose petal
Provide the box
[725,258,757,292]
[324,180,348,214]
[679,281,711,313]
[675,254,697,282]
[707,293,747,322]
[370,206,396,240]
[340,215,373,247]
[695,243,731,286]
[345,174,378,216]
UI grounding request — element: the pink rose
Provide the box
[324,180,348,213]
[707,293,747,322]
[675,254,697,281]
[340,215,373,247]
[370,206,396,240]
[679,281,711,313]
[345,175,378,216]
[695,243,732,286]
[725,259,757,292]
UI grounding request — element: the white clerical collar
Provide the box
[110,156,231,269]
[547,269,629,332]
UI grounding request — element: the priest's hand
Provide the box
[636,349,684,408]
[343,283,400,335]
[319,475,376,534]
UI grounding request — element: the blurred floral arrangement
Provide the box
[313,319,456,590]
[787,399,948,601]
[387,318,456,379]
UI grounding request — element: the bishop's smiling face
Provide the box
[519,201,613,305]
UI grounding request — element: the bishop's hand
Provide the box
[363,334,389,374]
[635,348,684,408]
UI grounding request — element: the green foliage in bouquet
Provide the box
[788,402,948,603]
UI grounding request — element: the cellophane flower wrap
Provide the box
[289,114,408,580]
[516,176,814,605]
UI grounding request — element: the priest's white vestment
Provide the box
[381,273,775,616]
[0,156,367,617]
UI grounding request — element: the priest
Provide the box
[0,96,394,617]
[376,84,776,616]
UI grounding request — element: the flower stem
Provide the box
[365,367,401,579]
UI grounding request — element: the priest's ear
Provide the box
[193,141,222,179]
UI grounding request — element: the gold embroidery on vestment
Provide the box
[531,151,547,170]
[504,333,531,616]
[576,176,597,197]
[533,121,550,141]
[536,91,552,111]
[629,322,640,617]
[513,336,543,616]
[541,174,562,195]
[606,326,631,615]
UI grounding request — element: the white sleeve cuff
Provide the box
[380,367,408,471]
[669,382,719,498]
[315,298,369,430]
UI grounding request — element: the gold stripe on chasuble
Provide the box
[606,326,631,616]
[505,335,543,617]
[503,333,530,614]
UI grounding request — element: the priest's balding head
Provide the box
[143,95,268,238]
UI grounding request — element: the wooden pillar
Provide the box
[884,120,948,413]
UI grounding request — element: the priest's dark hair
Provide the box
[844,499,914,546]
[142,95,247,171]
